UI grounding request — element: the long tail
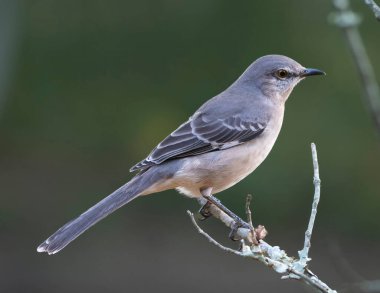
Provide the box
[37,168,162,255]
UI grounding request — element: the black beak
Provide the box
[300,68,326,77]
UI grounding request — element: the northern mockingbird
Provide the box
[37,55,325,255]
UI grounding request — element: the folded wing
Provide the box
[130,114,266,172]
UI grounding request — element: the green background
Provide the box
[1,1,379,292]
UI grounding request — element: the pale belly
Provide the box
[172,113,284,197]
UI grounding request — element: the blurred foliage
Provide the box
[1,1,380,292]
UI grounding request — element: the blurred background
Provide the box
[1,0,379,292]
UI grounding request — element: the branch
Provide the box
[330,0,380,135]
[187,143,337,293]
[364,0,380,21]
[245,194,253,228]
[298,143,320,266]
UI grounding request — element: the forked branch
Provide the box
[187,143,336,293]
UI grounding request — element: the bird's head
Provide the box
[236,55,325,102]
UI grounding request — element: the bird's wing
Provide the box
[130,113,266,172]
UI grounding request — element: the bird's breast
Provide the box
[173,107,285,197]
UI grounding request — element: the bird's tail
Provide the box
[37,167,163,255]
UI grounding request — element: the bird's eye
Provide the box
[276,69,289,79]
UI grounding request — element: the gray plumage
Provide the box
[37,55,325,254]
[37,166,176,254]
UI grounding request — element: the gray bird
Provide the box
[37,55,325,255]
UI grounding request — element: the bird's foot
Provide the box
[200,190,267,245]
[229,221,245,241]
[201,193,250,228]
[197,201,212,221]
[230,223,268,246]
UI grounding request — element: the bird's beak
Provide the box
[300,68,326,77]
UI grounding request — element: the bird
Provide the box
[37,55,325,255]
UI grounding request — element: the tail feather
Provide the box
[37,169,160,255]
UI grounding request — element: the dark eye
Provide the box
[276,69,289,79]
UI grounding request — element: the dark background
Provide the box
[1,1,379,292]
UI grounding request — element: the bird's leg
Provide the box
[200,187,250,241]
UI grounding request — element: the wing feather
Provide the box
[130,114,266,172]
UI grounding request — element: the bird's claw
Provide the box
[228,220,251,241]
[197,201,212,221]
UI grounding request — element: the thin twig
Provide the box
[298,143,321,265]
[331,0,380,135]
[187,144,337,293]
[187,211,242,256]
[364,0,380,21]
[245,194,253,228]
[289,269,336,293]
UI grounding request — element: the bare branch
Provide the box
[331,0,380,135]
[245,194,253,228]
[364,0,380,21]
[297,143,321,266]
[188,144,337,293]
[187,211,243,256]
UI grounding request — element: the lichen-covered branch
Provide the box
[364,0,380,21]
[331,0,380,135]
[187,143,336,293]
